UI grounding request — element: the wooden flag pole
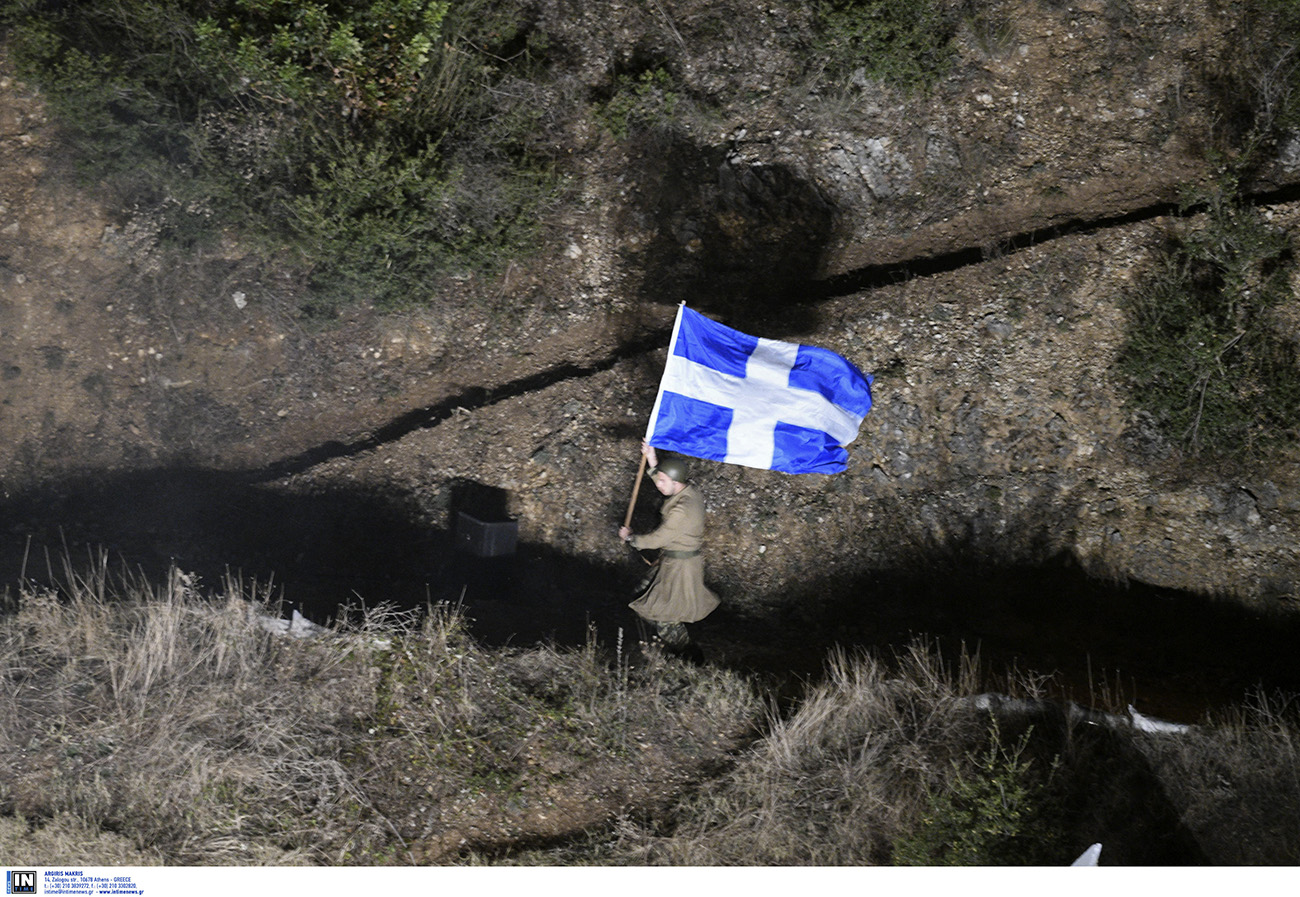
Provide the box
[623,452,647,530]
[623,452,653,566]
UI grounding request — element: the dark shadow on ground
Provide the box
[696,553,1300,725]
[623,135,833,337]
[989,698,1210,865]
[0,468,647,650]
[5,469,1300,723]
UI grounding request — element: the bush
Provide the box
[597,67,681,140]
[282,138,554,315]
[1233,0,1300,138]
[811,0,958,93]
[1117,169,1300,459]
[0,0,559,312]
[893,716,1062,865]
[1116,2,1300,462]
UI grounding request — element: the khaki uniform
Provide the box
[629,485,720,624]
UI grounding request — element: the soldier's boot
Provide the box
[656,621,690,653]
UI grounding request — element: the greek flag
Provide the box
[645,304,873,474]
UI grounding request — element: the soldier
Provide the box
[618,441,719,653]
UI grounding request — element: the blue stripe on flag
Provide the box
[773,422,851,474]
[673,307,756,377]
[789,345,874,418]
[650,392,733,462]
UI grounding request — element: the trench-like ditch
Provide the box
[815,180,1300,295]
[7,183,1300,725]
[240,178,1300,479]
[6,465,1300,727]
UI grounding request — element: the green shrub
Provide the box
[192,0,450,126]
[597,67,680,140]
[0,0,558,312]
[811,0,958,93]
[288,144,554,315]
[1,2,198,169]
[1117,169,1300,459]
[1116,2,1300,462]
[894,717,1062,865]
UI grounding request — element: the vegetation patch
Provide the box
[509,642,1300,866]
[0,558,760,864]
[1117,170,1300,460]
[597,67,681,141]
[893,717,1062,865]
[1115,0,1300,463]
[0,0,561,314]
[4,563,1300,865]
[810,0,958,93]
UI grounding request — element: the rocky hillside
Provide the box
[4,0,1300,674]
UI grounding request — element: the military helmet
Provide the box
[654,456,688,483]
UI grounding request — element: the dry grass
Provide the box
[0,557,760,865]
[518,642,1300,866]
[1,559,387,864]
[5,558,1300,866]
[554,643,998,865]
[1130,690,1300,865]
